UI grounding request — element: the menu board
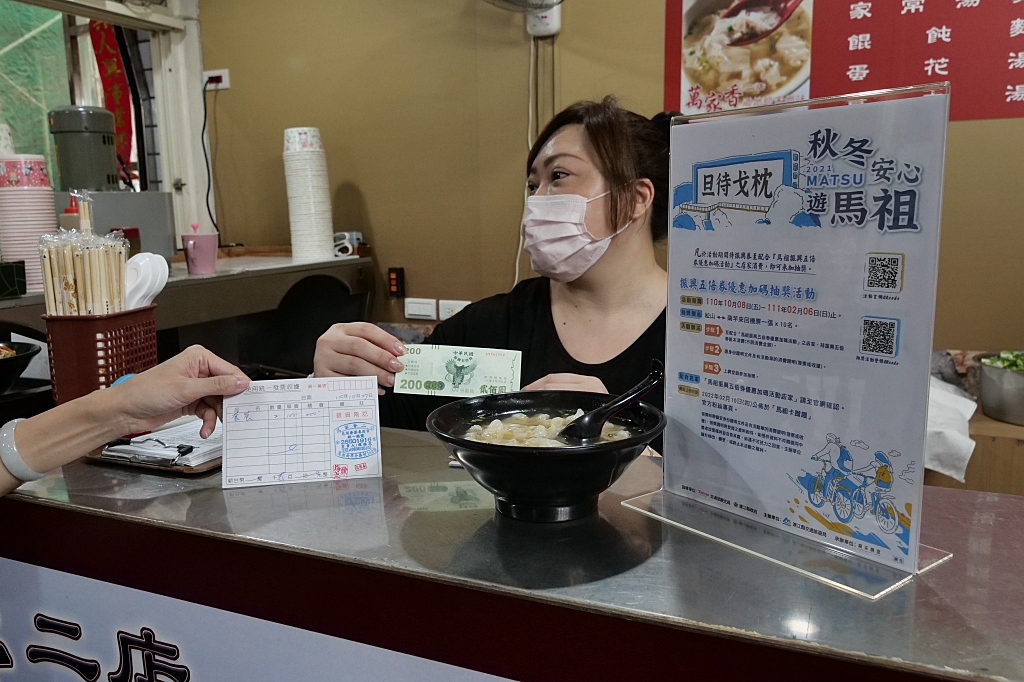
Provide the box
[664,90,949,571]
[665,0,1023,121]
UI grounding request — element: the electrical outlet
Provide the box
[404,298,437,320]
[388,267,405,298]
[526,6,561,37]
[439,300,471,321]
[202,69,230,90]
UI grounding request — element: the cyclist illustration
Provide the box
[806,433,851,509]
[843,450,900,534]
[802,436,901,534]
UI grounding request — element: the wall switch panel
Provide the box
[404,298,437,320]
[439,300,471,321]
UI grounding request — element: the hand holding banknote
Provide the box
[393,345,522,398]
[314,322,407,395]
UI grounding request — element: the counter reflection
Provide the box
[223,477,389,552]
[400,489,662,589]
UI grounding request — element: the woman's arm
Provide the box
[0,345,249,496]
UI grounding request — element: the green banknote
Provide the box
[397,481,493,511]
[393,344,522,397]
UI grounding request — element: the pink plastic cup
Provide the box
[182,233,219,275]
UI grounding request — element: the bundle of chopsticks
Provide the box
[39,230,127,316]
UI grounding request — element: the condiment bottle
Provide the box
[59,195,80,231]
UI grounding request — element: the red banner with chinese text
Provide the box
[88,21,133,171]
[665,0,1024,121]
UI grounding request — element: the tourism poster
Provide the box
[666,0,1023,121]
[663,90,948,571]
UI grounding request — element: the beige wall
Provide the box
[199,0,1023,350]
[935,118,1024,350]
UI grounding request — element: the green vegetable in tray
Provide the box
[982,351,1024,372]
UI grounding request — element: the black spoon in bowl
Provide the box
[558,360,665,446]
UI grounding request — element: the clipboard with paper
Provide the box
[92,418,223,474]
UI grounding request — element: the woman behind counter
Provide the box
[315,96,675,429]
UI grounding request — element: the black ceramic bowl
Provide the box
[0,342,40,395]
[426,391,666,523]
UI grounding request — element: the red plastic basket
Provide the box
[44,305,158,405]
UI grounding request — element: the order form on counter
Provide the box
[222,378,382,488]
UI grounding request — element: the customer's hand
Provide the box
[522,374,609,393]
[105,345,250,437]
[313,322,406,395]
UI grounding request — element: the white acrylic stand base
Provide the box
[622,489,951,601]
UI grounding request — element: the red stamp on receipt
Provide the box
[333,464,348,479]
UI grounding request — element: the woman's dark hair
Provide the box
[527,96,679,241]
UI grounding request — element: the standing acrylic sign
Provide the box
[624,85,952,600]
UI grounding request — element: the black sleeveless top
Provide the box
[380,277,667,447]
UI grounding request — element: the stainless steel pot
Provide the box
[980,358,1024,426]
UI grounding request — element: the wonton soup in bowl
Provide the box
[426,391,666,523]
[682,0,812,105]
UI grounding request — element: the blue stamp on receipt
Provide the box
[334,422,378,460]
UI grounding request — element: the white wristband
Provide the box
[0,418,44,482]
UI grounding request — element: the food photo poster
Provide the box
[666,0,1024,121]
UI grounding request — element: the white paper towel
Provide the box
[925,376,977,482]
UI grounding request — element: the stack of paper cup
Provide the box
[283,127,334,261]
[0,155,57,292]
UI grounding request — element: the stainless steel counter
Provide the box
[8,428,1024,681]
[0,256,374,333]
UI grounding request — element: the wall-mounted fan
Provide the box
[480,0,563,13]
[481,0,562,36]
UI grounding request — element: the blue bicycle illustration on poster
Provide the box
[799,433,901,534]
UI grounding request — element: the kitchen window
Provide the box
[0,0,212,237]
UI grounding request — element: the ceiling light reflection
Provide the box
[786,616,818,638]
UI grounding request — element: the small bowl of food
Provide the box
[426,391,666,523]
[980,351,1024,426]
[0,342,40,395]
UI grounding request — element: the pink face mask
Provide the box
[520,191,631,283]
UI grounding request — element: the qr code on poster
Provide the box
[864,253,904,292]
[860,317,900,357]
